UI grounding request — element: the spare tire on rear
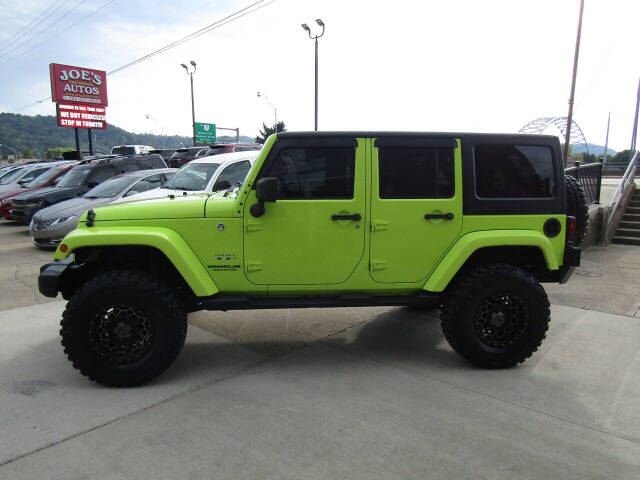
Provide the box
[565,175,589,246]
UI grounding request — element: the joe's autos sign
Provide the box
[50,63,108,106]
[56,103,106,129]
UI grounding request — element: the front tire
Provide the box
[441,263,549,368]
[60,270,187,387]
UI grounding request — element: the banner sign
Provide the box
[50,63,108,106]
[195,122,216,143]
[56,103,106,129]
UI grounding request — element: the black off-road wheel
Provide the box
[441,263,550,368]
[565,175,589,246]
[60,270,187,387]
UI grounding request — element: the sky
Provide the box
[0,0,638,151]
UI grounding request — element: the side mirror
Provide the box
[87,181,99,188]
[212,180,231,191]
[251,177,280,217]
[17,179,28,185]
[124,190,140,197]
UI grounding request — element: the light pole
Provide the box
[301,19,325,131]
[145,114,165,148]
[257,91,278,133]
[181,61,197,146]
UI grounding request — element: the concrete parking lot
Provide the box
[0,219,638,479]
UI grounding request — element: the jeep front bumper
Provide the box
[38,257,78,298]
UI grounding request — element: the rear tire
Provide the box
[60,270,187,387]
[441,263,549,368]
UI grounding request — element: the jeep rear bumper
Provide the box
[38,257,79,298]
[558,244,581,284]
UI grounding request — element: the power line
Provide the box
[0,0,89,60]
[108,0,272,75]
[0,0,117,67]
[12,0,275,112]
[0,0,66,53]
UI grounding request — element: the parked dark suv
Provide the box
[167,147,208,168]
[10,154,166,224]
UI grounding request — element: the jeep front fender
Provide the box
[423,230,560,292]
[53,227,219,297]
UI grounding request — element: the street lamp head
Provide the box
[301,23,310,32]
[256,91,261,97]
[315,19,324,27]
[180,63,188,70]
[190,60,196,67]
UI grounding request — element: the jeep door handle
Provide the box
[424,213,454,220]
[331,213,361,221]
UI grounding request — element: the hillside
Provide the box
[0,113,254,158]
[571,143,616,156]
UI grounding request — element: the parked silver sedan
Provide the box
[29,168,175,248]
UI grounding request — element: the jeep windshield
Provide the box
[57,167,92,188]
[163,163,220,191]
[84,175,132,198]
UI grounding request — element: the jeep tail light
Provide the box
[566,216,576,243]
[60,244,69,254]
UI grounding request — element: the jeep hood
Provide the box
[80,195,236,222]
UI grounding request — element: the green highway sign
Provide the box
[195,122,216,143]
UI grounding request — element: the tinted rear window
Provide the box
[474,145,555,198]
[111,147,136,155]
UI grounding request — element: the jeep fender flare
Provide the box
[423,230,560,292]
[53,227,219,297]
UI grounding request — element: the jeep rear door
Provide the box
[243,136,365,285]
[369,137,463,283]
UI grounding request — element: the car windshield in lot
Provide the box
[111,147,135,155]
[83,175,133,198]
[57,167,91,188]
[163,163,220,191]
[0,167,27,184]
[24,166,66,188]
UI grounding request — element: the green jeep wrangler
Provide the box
[38,132,587,386]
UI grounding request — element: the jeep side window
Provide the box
[378,147,454,198]
[214,161,251,188]
[474,144,554,198]
[264,147,355,199]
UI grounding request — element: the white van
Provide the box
[111,145,153,156]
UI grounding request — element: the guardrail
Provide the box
[565,161,603,205]
[606,150,639,228]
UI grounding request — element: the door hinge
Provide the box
[371,220,389,232]
[370,259,388,271]
[244,221,262,232]
[245,261,263,272]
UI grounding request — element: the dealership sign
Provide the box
[56,103,106,129]
[50,63,108,106]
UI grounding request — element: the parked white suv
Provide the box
[116,151,259,202]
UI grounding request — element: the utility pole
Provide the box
[301,19,325,131]
[603,112,610,165]
[181,61,197,146]
[563,0,585,165]
[630,77,640,152]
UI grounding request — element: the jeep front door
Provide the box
[244,138,365,285]
[369,138,462,283]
